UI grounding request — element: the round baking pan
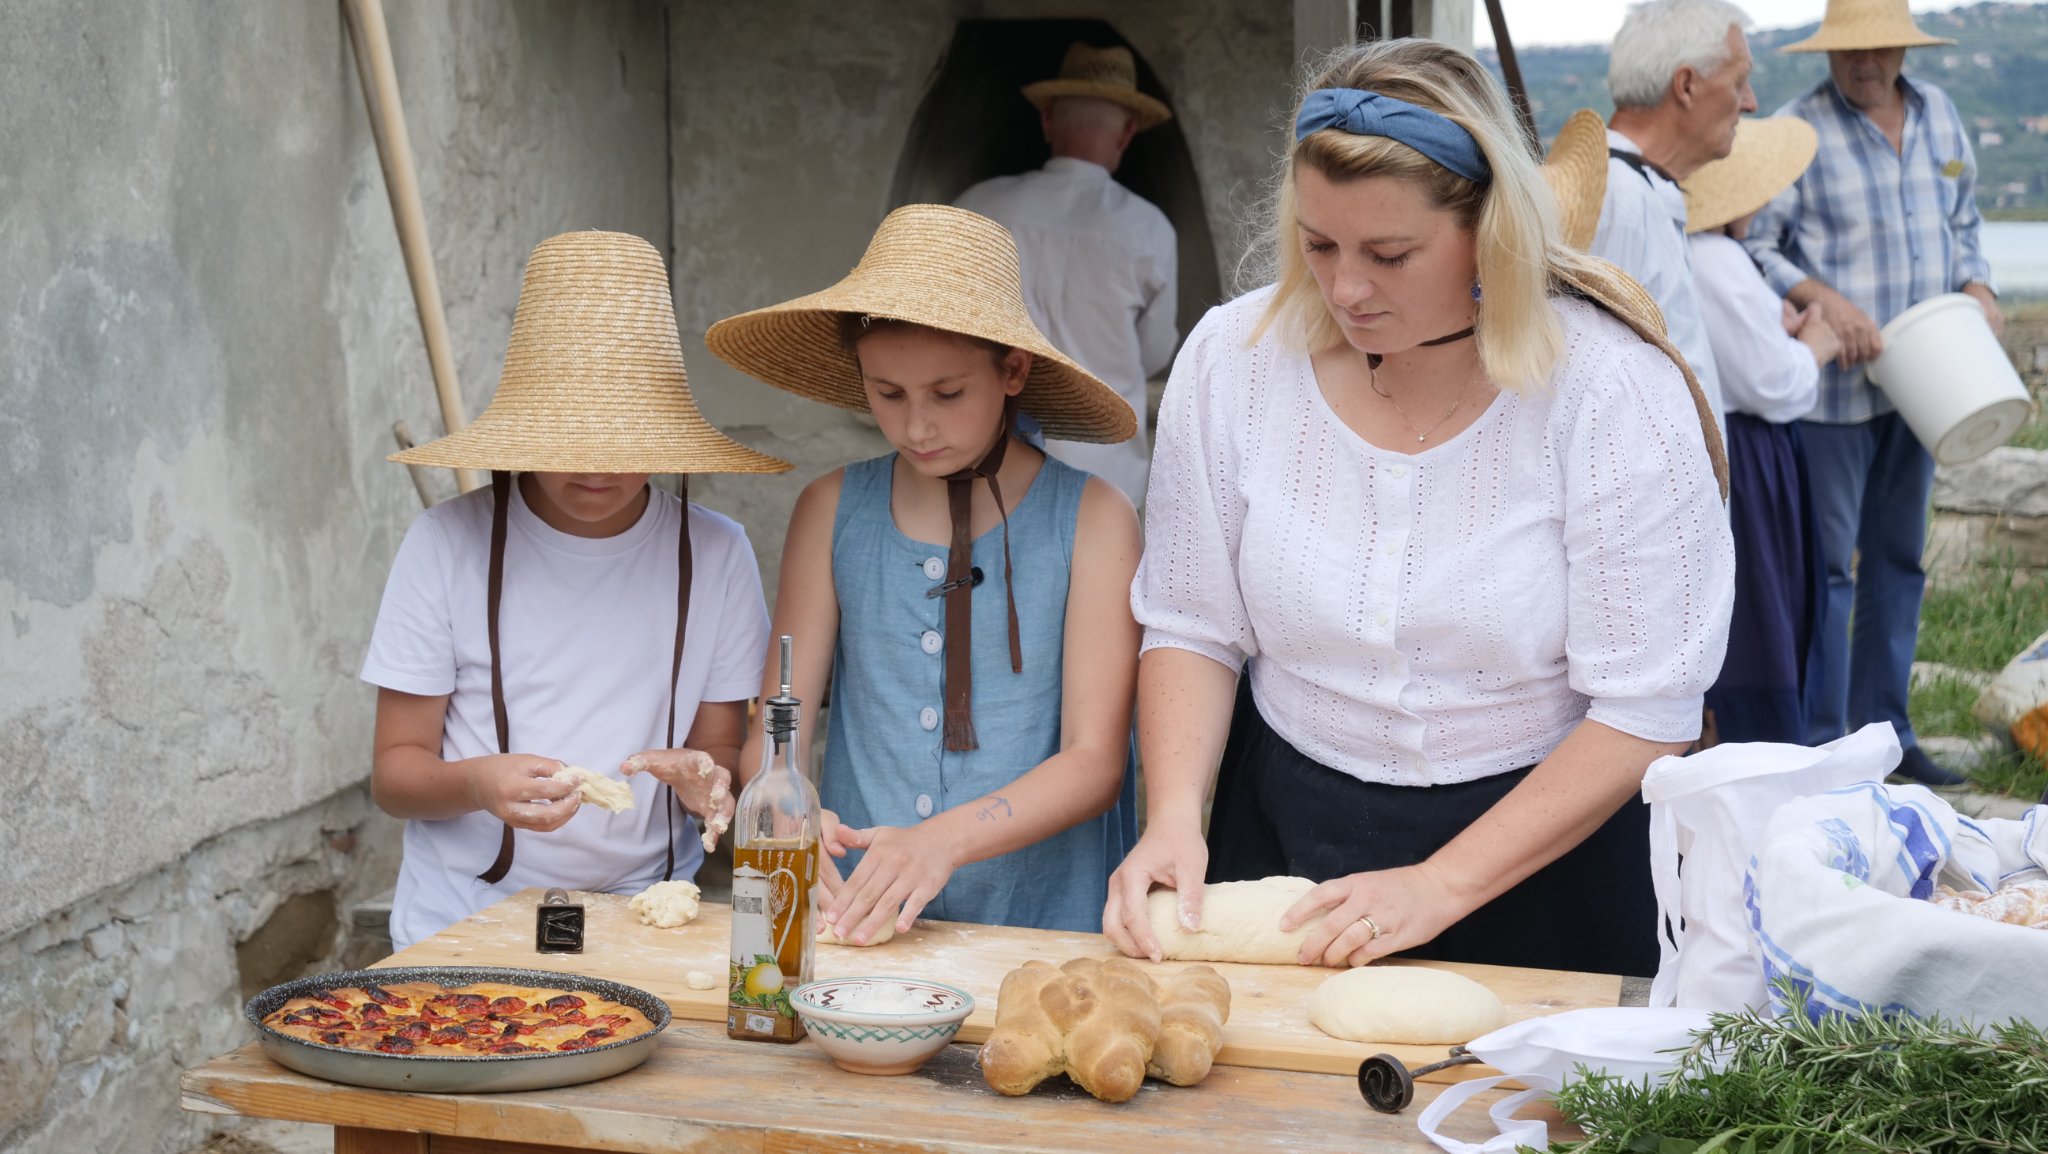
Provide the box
[245,966,672,1093]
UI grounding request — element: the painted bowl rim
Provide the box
[789,975,976,1027]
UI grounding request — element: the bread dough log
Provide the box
[553,765,635,813]
[816,911,899,946]
[1145,876,1332,964]
[684,970,718,990]
[1148,965,1231,1086]
[626,880,702,929]
[1307,966,1507,1045]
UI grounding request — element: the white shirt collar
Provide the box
[1043,156,1112,180]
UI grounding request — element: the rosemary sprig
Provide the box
[1535,987,2048,1154]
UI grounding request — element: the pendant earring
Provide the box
[1470,281,1483,303]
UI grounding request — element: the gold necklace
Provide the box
[1367,325,1480,444]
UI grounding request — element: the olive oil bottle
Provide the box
[728,635,820,1042]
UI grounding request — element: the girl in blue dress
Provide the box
[707,205,1143,938]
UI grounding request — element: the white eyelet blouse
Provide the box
[1134,287,1734,787]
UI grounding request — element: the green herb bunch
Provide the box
[1536,992,2048,1154]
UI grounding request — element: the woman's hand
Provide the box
[820,823,960,945]
[1102,822,1210,962]
[622,748,735,851]
[466,754,580,831]
[1280,862,1468,968]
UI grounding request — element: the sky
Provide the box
[1471,0,2038,49]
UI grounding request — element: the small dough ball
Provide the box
[554,765,635,812]
[684,970,718,991]
[1146,876,1325,964]
[816,914,897,946]
[627,880,702,928]
[1308,966,1507,1045]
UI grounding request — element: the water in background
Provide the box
[1986,221,2048,296]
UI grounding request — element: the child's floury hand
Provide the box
[622,749,735,853]
[468,755,579,831]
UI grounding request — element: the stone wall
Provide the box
[669,0,1302,597]
[0,2,670,1150]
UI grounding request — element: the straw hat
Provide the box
[1541,109,1611,251]
[1556,258,1729,499]
[1022,43,1172,131]
[1780,0,1955,52]
[703,205,1136,444]
[1682,117,1820,235]
[391,231,789,475]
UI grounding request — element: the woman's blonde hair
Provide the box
[1250,38,1607,393]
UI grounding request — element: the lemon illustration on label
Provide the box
[742,961,785,999]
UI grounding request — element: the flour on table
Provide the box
[553,765,635,812]
[1146,876,1327,964]
[1307,966,1506,1045]
[627,880,702,928]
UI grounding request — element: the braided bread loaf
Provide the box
[979,957,1231,1101]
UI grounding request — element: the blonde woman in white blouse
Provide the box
[1102,39,1734,976]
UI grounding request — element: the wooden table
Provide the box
[183,891,1605,1153]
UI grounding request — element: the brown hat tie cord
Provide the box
[477,471,694,884]
[939,398,1024,752]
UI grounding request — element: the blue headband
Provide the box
[1294,88,1492,184]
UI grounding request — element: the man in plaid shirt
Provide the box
[1743,0,2000,786]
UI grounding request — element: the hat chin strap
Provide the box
[939,397,1023,752]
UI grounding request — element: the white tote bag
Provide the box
[1640,722,1899,1011]
[1747,783,2048,1023]
[1414,1006,1713,1154]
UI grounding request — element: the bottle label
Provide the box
[728,844,817,1042]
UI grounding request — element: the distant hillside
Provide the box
[1479,1,2048,218]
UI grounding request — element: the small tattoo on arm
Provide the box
[975,796,1013,821]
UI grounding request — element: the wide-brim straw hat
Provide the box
[1542,109,1610,251]
[1682,117,1820,235]
[392,231,789,475]
[703,205,1136,445]
[1780,0,1955,52]
[1556,258,1730,500]
[1022,42,1172,131]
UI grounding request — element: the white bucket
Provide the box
[1865,293,2033,466]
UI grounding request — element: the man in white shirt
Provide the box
[955,43,1178,506]
[1592,0,1758,437]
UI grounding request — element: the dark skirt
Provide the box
[1704,413,1818,746]
[1207,679,1658,977]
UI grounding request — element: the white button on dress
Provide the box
[919,706,938,731]
[920,630,943,655]
[923,557,946,580]
[914,793,934,818]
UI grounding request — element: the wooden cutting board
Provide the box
[384,888,1622,1083]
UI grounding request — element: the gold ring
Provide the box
[1358,914,1382,941]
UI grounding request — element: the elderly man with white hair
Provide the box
[1592,0,1759,436]
[956,43,1178,507]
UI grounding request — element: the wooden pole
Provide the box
[341,0,483,494]
[1483,0,1540,152]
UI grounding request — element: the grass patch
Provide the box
[1914,555,2048,671]
[1968,745,2048,801]
[1908,670,1986,738]
[1909,553,2048,797]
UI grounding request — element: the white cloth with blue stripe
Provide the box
[1642,722,1902,1012]
[1747,781,2048,1024]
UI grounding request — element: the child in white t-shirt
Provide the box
[361,231,789,950]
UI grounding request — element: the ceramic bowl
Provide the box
[790,976,975,1075]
